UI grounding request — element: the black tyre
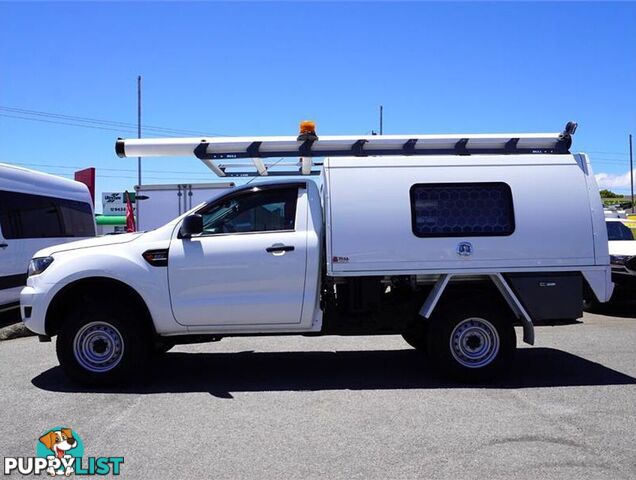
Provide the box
[427,300,516,383]
[582,296,600,312]
[402,320,429,354]
[56,304,152,386]
[582,285,601,312]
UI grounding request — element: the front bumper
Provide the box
[20,284,48,336]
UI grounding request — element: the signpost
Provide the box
[630,134,634,213]
[102,192,136,216]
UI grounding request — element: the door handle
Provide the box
[0,243,7,249]
[266,245,295,253]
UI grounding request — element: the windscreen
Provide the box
[606,221,635,241]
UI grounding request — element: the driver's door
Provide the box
[168,184,308,327]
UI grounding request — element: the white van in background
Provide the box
[0,163,95,312]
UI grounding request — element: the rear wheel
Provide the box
[427,300,516,382]
[56,304,151,385]
[582,285,601,312]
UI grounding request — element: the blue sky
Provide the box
[1,1,635,212]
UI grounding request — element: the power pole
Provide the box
[136,75,142,227]
[137,75,142,186]
[630,133,634,213]
[379,105,383,135]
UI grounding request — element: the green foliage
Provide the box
[600,189,623,198]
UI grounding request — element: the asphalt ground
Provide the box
[1,307,635,479]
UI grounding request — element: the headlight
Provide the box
[28,256,54,277]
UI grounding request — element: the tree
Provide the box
[600,189,623,198]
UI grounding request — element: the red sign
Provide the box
[74,168,96,206]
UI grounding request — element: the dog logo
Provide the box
[37,427,83,477]
[39,429,78,460]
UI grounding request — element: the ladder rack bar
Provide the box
[200,159,226,177]
[251,156,268,176]
[220,170,322,178]
[117,131,573,160]
[215,161,323,168]
[115,122,577,177]
[301,156,313,175]
[193,145,563,160]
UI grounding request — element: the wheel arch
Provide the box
[45,277,156,338]
[419,274,535,345]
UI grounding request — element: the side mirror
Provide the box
[180,214,203,238]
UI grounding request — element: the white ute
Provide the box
[21,122,613,384]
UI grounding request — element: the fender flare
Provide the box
[44,276,155,337]
[419,273,535,345]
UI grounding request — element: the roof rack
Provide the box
[116,121,577,177]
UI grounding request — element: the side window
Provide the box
[57,199,96,237]
[0,190,21,238]
[410,183,515,237]
[199,187,298,235]
[0,190,95,239]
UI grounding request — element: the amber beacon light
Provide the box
[299,120,316,136]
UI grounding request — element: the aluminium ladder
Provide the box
[116,121,577,177]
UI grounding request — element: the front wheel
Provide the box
[56,305,151,385]
[427,302,516,382]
